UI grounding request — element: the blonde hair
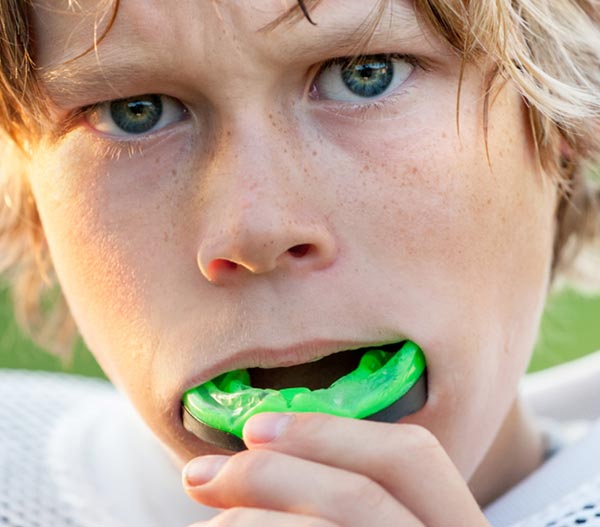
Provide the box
[0,0,599,358]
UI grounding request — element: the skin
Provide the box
[27,0,557,524]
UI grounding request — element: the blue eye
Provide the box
[313,54,415,103]
[111,95,162,134]
[86,94,188,136]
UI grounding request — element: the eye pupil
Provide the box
[128,100,152,117]
[111,95,163,134]
[341,56,394,98]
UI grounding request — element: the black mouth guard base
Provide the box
[182,370,428,452]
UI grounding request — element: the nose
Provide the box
[198,219,338,284]
[196,127,338,285]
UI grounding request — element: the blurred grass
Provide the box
[0,286,106,379]
[0,284,599,379]
[529,287,600,372]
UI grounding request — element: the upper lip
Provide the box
[184,338,404,390]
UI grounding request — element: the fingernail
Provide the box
[183,455,228,487]
[244,413,293,443]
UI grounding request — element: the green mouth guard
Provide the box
[182,340,427,451]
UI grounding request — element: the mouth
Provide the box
[247,343,384,391]
[182,340,427,451]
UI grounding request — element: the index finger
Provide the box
[242,413,489,527]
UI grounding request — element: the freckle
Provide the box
[312,150,317,157]
[171,169,176,176]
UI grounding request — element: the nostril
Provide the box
[207,258,238,276]
[288,244,311,258]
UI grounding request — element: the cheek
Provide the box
[26,136,197,385]
[315,99,554,306]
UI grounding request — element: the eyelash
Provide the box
[68,52,426,155]
[309,53,425,118]
[66,102,183,160]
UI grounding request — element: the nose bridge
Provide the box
[211,109,304,231]
[231,112,296,207]
[197,111,337,283]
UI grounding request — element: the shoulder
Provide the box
[485,351,600,526]
[0,369,216,527]
[520,350,600,421]
[485,417,600,527]
[0,369,119,527]
[0,367,113,397]
[0,368,115,442]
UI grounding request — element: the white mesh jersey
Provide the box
[0,369,216,527]
[0,366,600,527]
[484,419,600,527]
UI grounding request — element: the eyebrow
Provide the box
[41,52,156,108]
[260,0,413,33]
[274,1,420,58]
[40,0,420,109]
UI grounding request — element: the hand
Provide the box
[182,413,491,526]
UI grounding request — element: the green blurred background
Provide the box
[1,283,600,380]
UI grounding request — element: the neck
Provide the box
[469,396,546,508]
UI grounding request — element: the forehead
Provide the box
[32,0,420,68]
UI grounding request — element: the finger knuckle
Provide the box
[211,507,252,526]
[303,519,340,527]
[370,425,444,484]
[334,473,389,510]
[400,423,441,451]
[234,448,270,471]
[230,449,276,483]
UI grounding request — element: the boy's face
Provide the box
[29,0,557,477]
